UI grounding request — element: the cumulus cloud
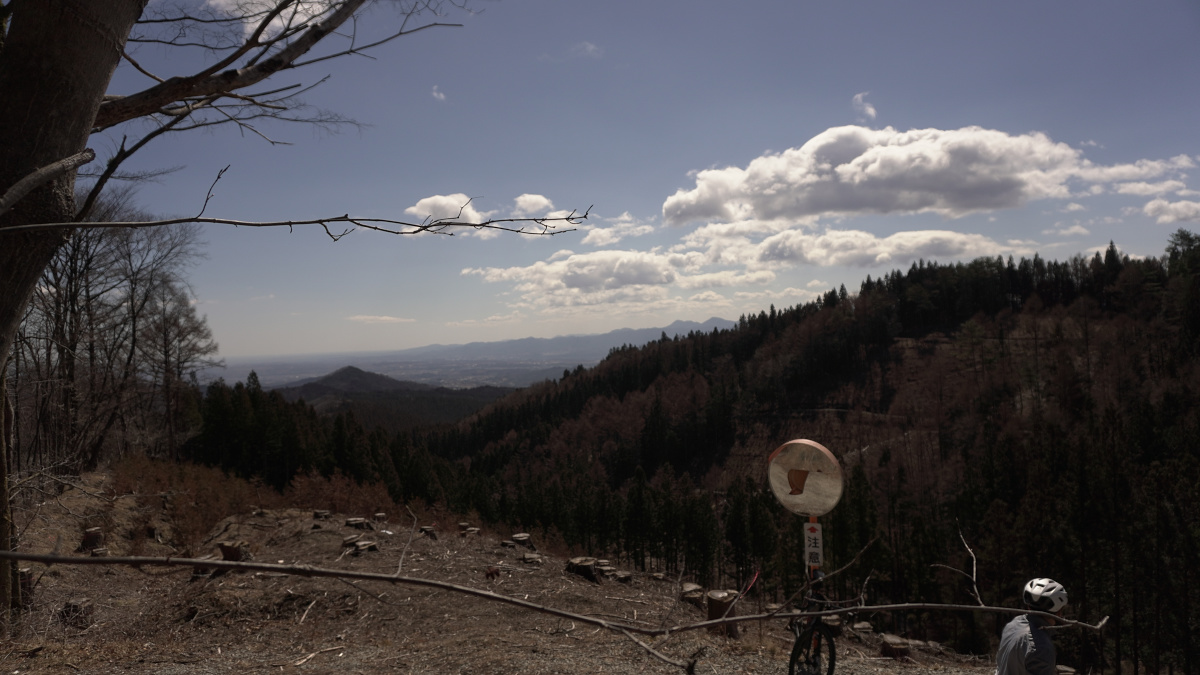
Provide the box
[405,193,493,223]
[1144,198,1200,224]
[757,228,1010,267]
[346,315,414,324]
[852,92,877,120]
[512,194,555,216]
[431,85,446,102]
[662,125,1193,227]
[1115,180,1186,196]
[581,212,656,246]
[463,248,766,312]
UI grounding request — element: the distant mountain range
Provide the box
[211,317,735,389]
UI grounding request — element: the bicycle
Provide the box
[787,592,837,675]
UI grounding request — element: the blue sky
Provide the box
[107,0,1200,357]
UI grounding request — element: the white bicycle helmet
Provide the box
[1023,578,1068,613]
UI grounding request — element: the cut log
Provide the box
[79,527,104,552]
[566,557,601,583]
[89,547,108,557]
[218,540,253,562]
[59,598,93,628]
[881,633,910,658]
[706,590,739,638]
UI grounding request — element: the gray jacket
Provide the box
[995,614,1057,675]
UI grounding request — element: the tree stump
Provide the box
[191,554,216,580]
[881,633,910,658]
[373,513,387,522]
[420,525,438,540]
[680,582,705,608]
[566,557,601,583]
[500,540,517,548]
[614,571,633,584]
[218,540,253,561]
[345,517,372,530]
[463,527,481,537]
[706,590,739,638]
[458,522,471,533]
[352,540,378,555]
[821,614,843,636]
[852,620,873,632]
[59,598,93,628]
[520,552,543,564]
[313,510,331,520]
[90,547,108,557]
[342,534,362,548]
[511,533,534,549]
[78,527,104,552]
[18,568,34,609]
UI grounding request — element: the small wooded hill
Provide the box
[275,366,514,434]
[186,231,1200,670]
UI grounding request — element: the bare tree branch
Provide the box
[931,529,984,606]
[95,0,369,130]
[1,208,592,238]
[0,150,96,218]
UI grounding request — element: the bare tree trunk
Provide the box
[0,0,148,627]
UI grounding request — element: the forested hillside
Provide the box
[186,230,1200,672]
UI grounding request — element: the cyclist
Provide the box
[995,578,1068,675]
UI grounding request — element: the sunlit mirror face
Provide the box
[767,439,844,516]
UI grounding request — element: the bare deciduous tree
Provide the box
[0,0,586,624]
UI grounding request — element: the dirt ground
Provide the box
[1,474,997,675]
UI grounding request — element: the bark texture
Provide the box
[0,0,147,628]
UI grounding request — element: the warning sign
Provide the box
[804,522,823,568]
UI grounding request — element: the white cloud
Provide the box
[756,228,1011,267]
[512,194,555,216]
[1062,203,1086,212]
[663,125,1193,227]
[405,193,493,223]
[1043,223,1090,236]
[1144,198,1200,224]
[852,92,877,120]
[431,85,446,102]
[806,279,827,289]
[1115,180,1186,196]
[346,315,414,324]
[571,41,603,58]
[581,212,656,246]
[446,311,525,327]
